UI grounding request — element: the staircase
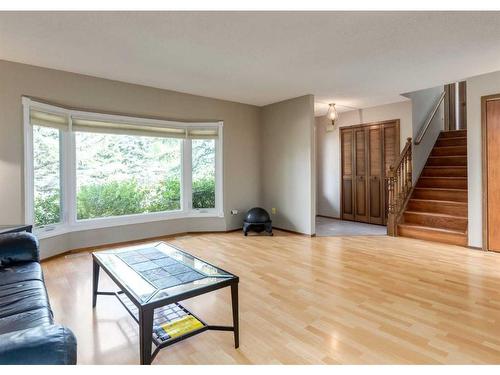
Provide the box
[397,129,468,246]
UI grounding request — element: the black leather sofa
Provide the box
[0,232,77,365]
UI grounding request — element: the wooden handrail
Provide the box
[387,137,413,236]
[414,91,446,145]
[391,137,412,171]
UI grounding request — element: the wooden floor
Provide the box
[42,230,500,364]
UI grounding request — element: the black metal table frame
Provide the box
[92,248,239,365]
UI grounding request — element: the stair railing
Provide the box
[414,91,446,145]
[387,137,413,236]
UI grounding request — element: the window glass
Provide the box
[191,139,216,209]
[75,132,182,220]
[33,125,62,226]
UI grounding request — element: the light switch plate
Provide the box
[271,207,277,215]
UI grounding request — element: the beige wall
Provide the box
[466,70,500,248]
[315,100,412,218]
[0,60,261,258]
[404,85,444,181]
[261,95,315,235]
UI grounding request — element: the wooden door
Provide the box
[444,82,467,130]
[484,96,500,252]
[340,120,399,225]
[354,128,368,222]
[341,129,354,220]
[368,126,383,224]
[458,81,467,130]
[444,83,456,131]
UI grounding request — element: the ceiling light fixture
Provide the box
[325,103,338,132]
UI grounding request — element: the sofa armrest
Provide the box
[0,232,40,266]
[0,325,77,365]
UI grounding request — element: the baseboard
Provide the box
[40,229,239,262]
[40,226,318,262]
[316,214,340,220]
[468,245,485,251]
[272,226,315,237]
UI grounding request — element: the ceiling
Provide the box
[1,11,500,115]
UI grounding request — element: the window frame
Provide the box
[23,97,224,239]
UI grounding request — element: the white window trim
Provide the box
[23,97,224,239]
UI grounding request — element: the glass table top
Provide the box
[93,242,236,305]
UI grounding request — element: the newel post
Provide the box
[387,166,396,236]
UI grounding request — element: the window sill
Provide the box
[34,210,224,240]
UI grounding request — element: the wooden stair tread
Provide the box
[439,130,467,138]
[416,176,467,189]
[429,155,466,158]
[409,198,467,205]
[422,166,467,176]
[414,187,467,192]
[404,210,467,219]
[433,145,467,150]
[431,145,467,156]
[437,135,467,139]
[419,176,467,180]
[398,223,466,235]
[435,138,467,147]
[424,165,466,168]
[432,145,467,148]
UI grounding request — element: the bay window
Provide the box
[23,98,223,238]
[33,125,62,227]
[192,139,216,209]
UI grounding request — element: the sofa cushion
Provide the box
[0,307,53,335]
[0,279,51,320]
[0,262,43,287]
[0,233,40,266]
[0,325,77,365]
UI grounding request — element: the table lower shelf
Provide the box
[116,292,208,347]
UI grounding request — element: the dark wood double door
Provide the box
[341,120,400,225]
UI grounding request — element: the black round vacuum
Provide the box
[243,207,273,236]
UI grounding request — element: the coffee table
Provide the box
[92,241,239,365]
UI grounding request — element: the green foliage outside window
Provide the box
[33,129,217,226]
[147,178,182,213]
[34,195,61,227]
[34,177,215,222]
[77,180,148,220]
[192,178,216,209]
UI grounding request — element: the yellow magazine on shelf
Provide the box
[161,315,204,338]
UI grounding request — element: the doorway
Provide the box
[482,93,500,252]
[444,81,467,131]
[315,216,387,237]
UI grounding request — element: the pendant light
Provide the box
[325,103,338,132]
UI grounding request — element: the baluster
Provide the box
[402,154,407,195]
[398,164,403,209]
[394,168,397,212]
[401,156,405,196]
[398,166,402,211]
[406,143,412,191]
[387,167,396,236]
